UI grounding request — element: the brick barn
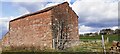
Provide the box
[2,2,79,51]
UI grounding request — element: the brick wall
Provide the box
[51,2,79,49]
[2,10,53,51]
[2,2,79,51]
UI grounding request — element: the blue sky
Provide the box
[0,0,119,39]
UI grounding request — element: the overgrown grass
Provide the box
[78,34,118,53]
[1,34,118,54]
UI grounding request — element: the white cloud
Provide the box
[79,25,100,34]
[71,0,118,34]
[79,25,119,34]
[64,0,71,4]
[79,25,93,32]
[1,0,47,2]
[110,26,118,30]
[43,0,72,9]
[0,16,18,31]
[100,26,119,30]
[0,28,1,35]
[0,0,72,39]
[72,0,118,23]
[1,0,119,35]
[1,0,69,2]
[0,18,10,30]
[18,7,30,15]
[11,2,39,12]
[0,18,9,39]
[43,3,60,9]
[11,0,73,13]
[0,16,16,39]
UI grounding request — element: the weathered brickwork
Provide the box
[2,2,79,51]
[51,3,79,49]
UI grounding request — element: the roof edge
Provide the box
[10,2,69,22]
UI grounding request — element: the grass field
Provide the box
[70,34,119,52]
[1,34,119,54]
[80,34,119,42]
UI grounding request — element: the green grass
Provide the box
[78,34,119,52]
[80,34,119,42]
[1,34,119,54]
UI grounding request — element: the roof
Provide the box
[10,2,69,22]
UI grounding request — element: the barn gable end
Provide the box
[2,2,79,51]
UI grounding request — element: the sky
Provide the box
[0,0,119,39]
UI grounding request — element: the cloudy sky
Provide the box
[0,0,119,39]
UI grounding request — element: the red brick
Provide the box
[2,2,79,51]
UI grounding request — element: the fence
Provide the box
[54,39,112,53]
